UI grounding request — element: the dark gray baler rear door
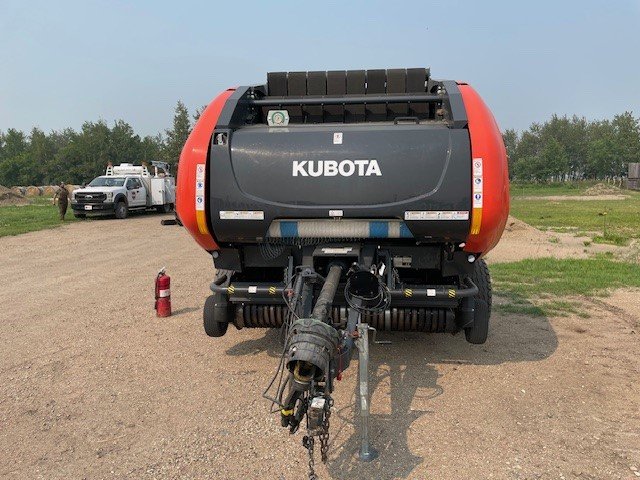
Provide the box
[209,123,471,242]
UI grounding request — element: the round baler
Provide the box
[175,68,509,469]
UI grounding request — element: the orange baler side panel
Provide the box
[176,89,235,252]
[458,83,510,255]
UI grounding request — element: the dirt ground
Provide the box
[485,216,626,264]
[1,216,639,480]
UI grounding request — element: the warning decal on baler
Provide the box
[404,211,469,221]
[195,164,208,234]
[471,158,483,235]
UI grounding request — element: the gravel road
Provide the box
[1,215,639,479]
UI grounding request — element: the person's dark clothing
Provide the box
[57,187,69,220]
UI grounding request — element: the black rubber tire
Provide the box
[464,258,492,344]
[74,213,86,219]
[156,204,172,214]
[114,201,128,219]
[203,294,231,338]
[465,299,489,344]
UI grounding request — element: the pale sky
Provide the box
[1,0,639,136]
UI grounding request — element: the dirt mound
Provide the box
[486,215,622,263]
[504,216,531,232]
[585,183,622,196]
[0,185,30,206]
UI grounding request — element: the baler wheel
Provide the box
[465,258,492,344]
[203,294,231,337]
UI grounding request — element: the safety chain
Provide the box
[319,398,333,462]
[302,434,317,480]
[303,395,333,479]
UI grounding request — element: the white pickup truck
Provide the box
[71,162,176,219]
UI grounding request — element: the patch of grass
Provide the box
[548,236,560,244]
[592,232,629,246]
[0,202,77,237]
[510,181,601,197]
[495,293,588,318]
[509,190,640,244]
[492,256,640,297]
[495,298,545,316]
[491,257,640,317]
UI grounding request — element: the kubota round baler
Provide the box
[175,68,509,470]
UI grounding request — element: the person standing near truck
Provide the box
[53,182,69,221]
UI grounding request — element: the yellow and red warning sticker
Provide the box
[195,163,208,234]
[471,158,483,235]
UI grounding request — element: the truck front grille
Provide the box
[75,192,107,203]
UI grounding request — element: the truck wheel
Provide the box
[465,258,492,344]
[74,213,86,219]
[114,201,128,219]
[203,294,232,337]
[156,204,171,213]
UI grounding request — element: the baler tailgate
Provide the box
[227,124,462,208]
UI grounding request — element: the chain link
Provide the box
[319,399,332,463]
[303,435,317,480]
[303,394,333,479]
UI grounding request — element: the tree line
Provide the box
[0,101,198,186]
[504,112,640,182]
[1,104,639,186]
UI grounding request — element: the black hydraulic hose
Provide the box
[335,299,361,376]
[310,265,343,323]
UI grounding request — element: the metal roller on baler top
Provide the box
[176,68,509,477]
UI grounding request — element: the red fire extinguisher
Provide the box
[155,267,171,317]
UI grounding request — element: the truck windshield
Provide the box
[88,177,126,187]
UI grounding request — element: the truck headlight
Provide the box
[106,192,113,202]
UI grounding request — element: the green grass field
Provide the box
[509,189,640,245]
[509,181,605,197]
[500,183,640,315]
[0,198,77,237]
[491,255,640,317]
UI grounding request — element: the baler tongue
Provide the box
[268,264,382,474]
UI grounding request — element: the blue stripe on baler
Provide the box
[280,221,298,237]
[399,222,413,238]
[369,221,389,238]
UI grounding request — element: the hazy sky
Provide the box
[1,0,639,137]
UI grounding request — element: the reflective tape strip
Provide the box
[196,210,209,235]
[470,207,483,235]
